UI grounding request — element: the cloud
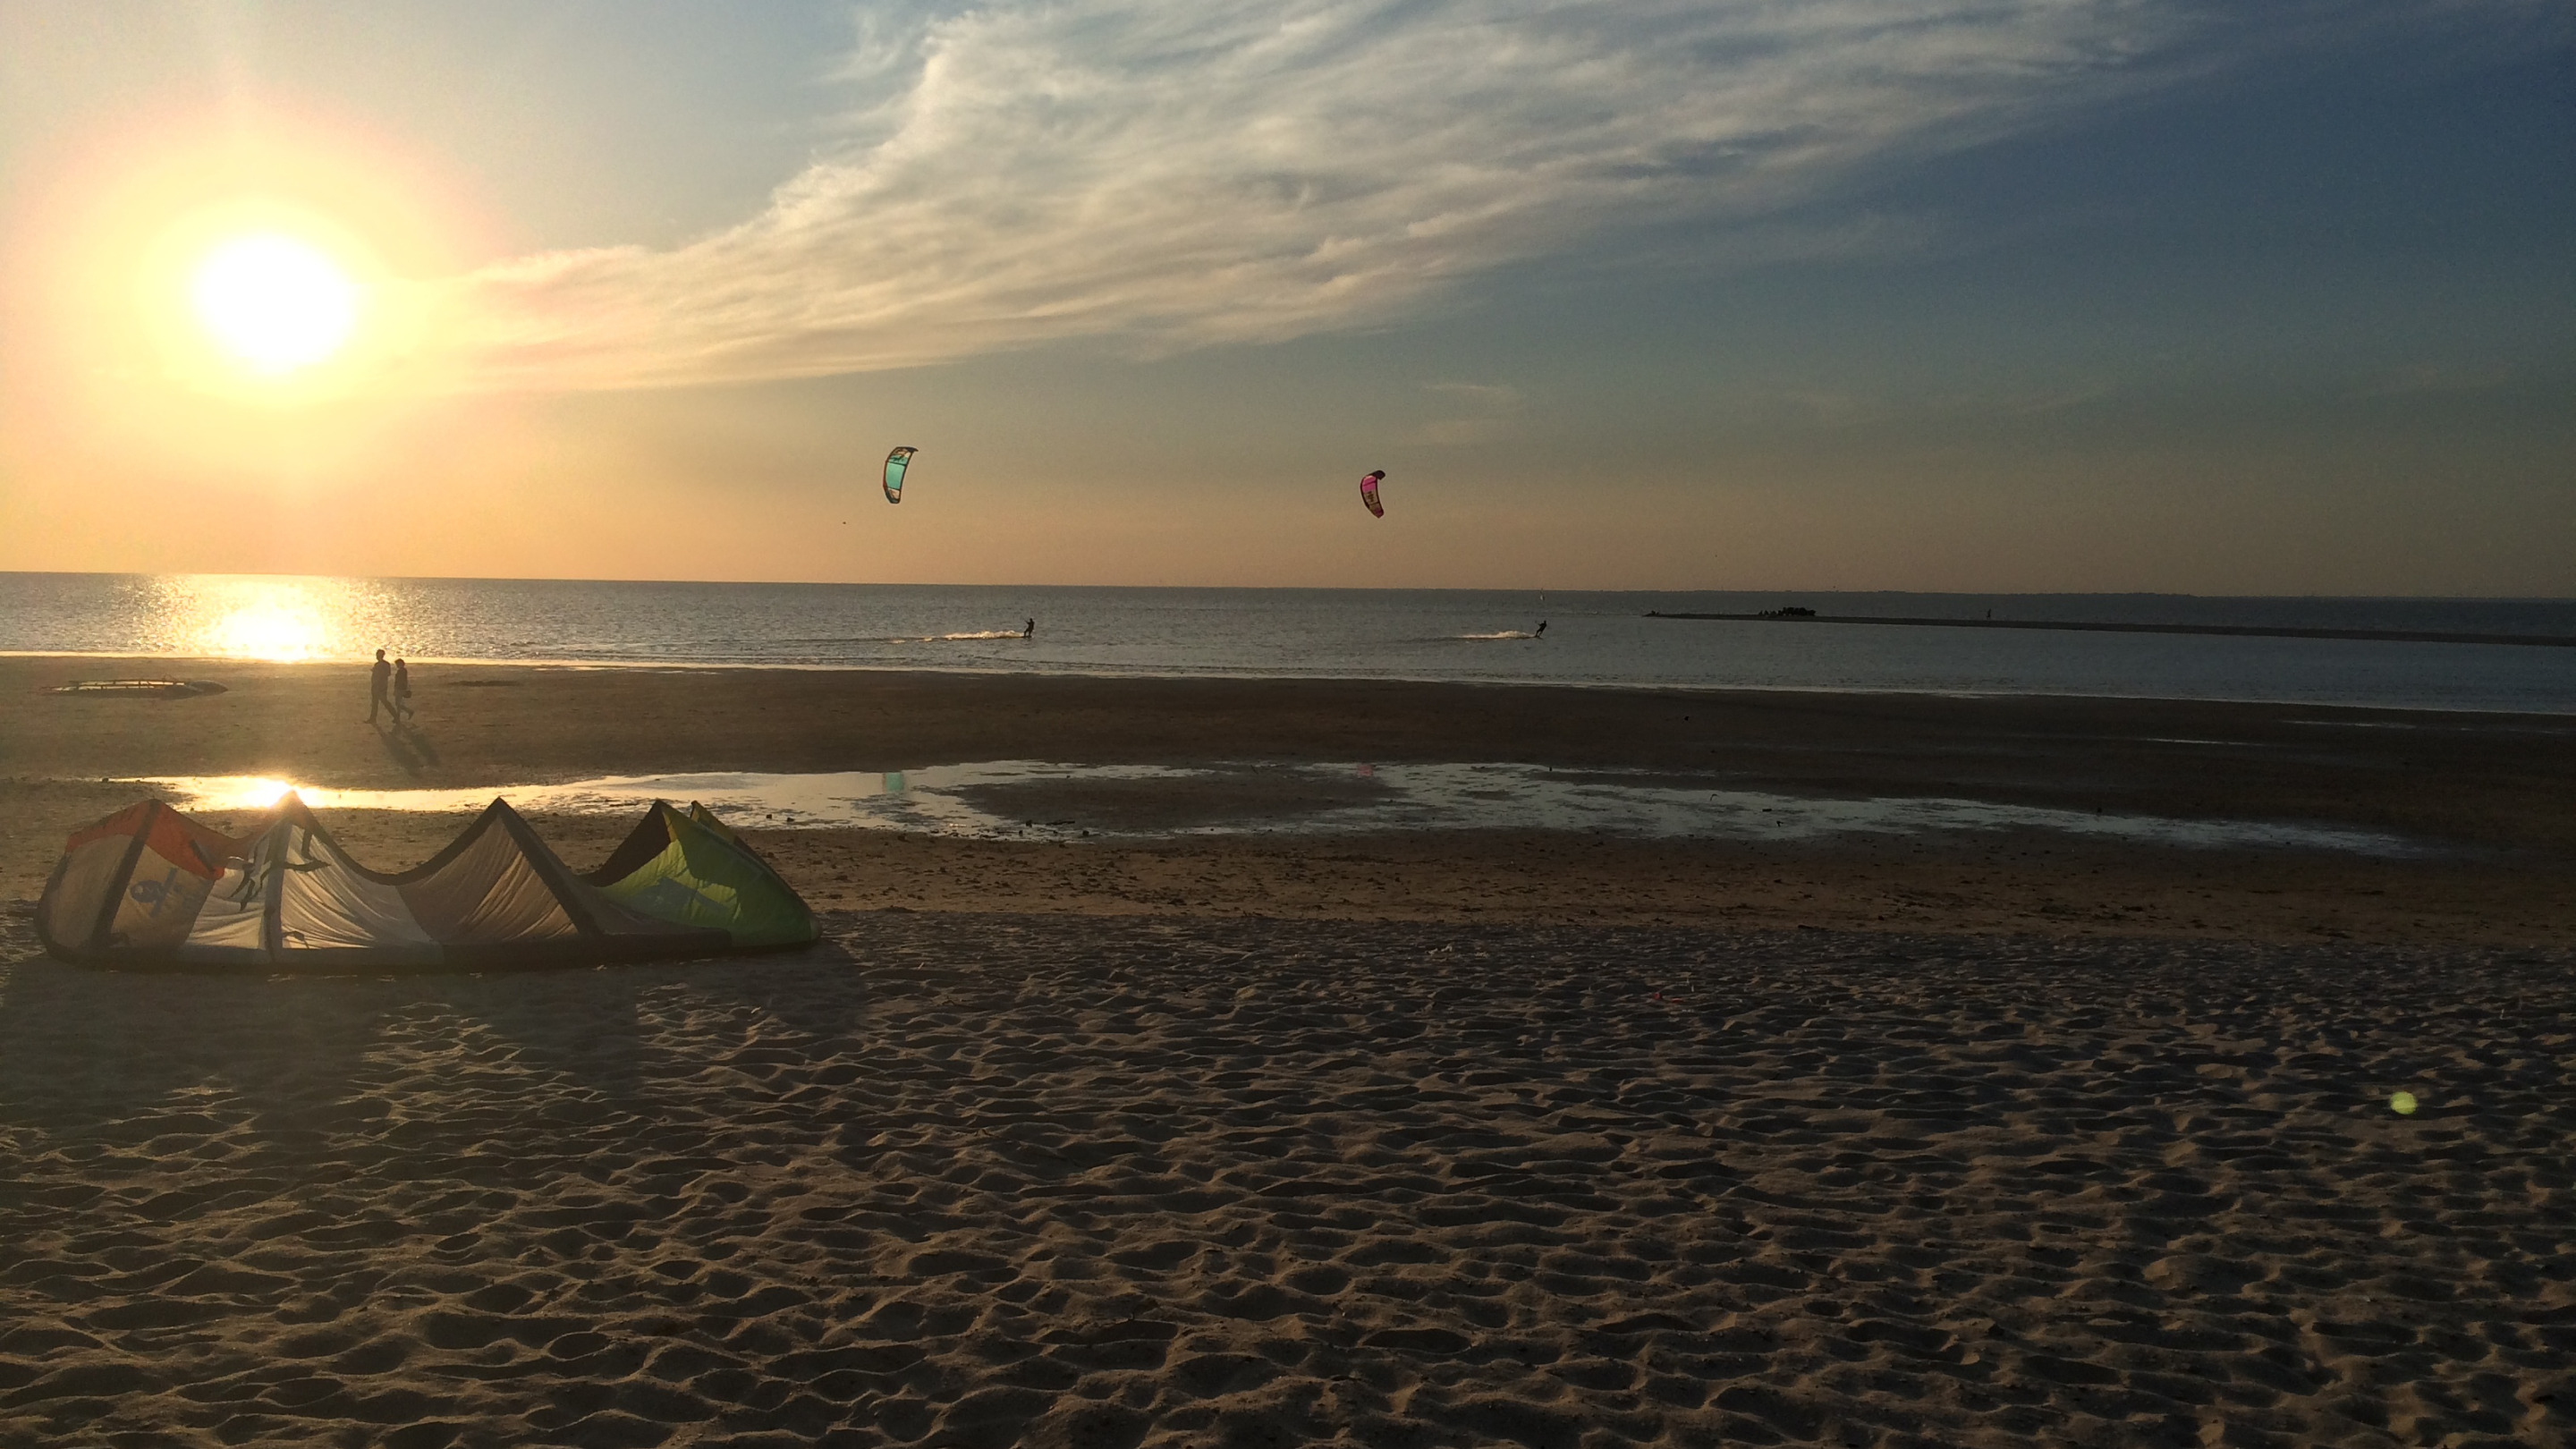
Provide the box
[421,0,2534,392]
[2363,361,2518,397]
[1415,381,1522,445]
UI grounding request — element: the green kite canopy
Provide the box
[583,800,817,949]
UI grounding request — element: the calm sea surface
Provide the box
[6,572,2576,714]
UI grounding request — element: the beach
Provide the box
[1,914,2567,1446]
[4,659,2573,1445]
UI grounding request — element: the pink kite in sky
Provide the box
[1360,470,1385,518]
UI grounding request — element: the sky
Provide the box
[0,0,2569,593]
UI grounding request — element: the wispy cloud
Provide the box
[1415,381,1523,445]
[419,0,2532,391]
[2363,361,2519,397]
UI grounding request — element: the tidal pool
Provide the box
[131,761,2420,855]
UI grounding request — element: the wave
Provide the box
[764,631,1029,644]
[1458,631,1540,640]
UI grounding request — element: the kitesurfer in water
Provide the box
[1535,621,1547,638]
[1024,618,1036,639]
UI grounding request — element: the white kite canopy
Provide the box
[34,793,804,970]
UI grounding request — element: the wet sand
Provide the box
[5,657,2576,943]
[1,912,2567,1447]
[6,658,2575,849]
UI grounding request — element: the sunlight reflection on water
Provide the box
[135,575,406,662]
[131,760,2421,855]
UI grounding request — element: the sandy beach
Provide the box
[4,658,2573,1445]
[2,912,2568,1446]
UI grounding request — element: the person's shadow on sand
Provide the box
[376,722,441,774]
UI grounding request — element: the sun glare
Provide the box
[205,603,328,660]
[151,576,409,665]
[202,777,302,812]
[190,233,359,376]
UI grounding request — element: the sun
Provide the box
[189,232,360,376]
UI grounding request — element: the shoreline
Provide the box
[11,648,2576,718]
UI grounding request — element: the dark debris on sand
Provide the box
[0,914,2569,1448]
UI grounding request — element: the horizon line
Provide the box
[4,570,2574,604]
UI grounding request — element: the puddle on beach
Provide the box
[133,761,2418,856]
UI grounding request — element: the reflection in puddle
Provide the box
[132,761,2419,855]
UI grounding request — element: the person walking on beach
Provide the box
[367,648,392,723]
[393,658,414,722]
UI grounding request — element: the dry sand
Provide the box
[4,659,2573,1445]
[1,913,2567,1447]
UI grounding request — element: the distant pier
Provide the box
[1641,612,2576,648]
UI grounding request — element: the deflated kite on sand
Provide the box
[36,793,816,969]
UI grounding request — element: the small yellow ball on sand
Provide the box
[2390,1091,2418,1115]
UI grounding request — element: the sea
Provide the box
[5,572,2576,715]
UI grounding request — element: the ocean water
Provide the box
[5,572,2575,714]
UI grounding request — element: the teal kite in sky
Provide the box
[884,446,918,504]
